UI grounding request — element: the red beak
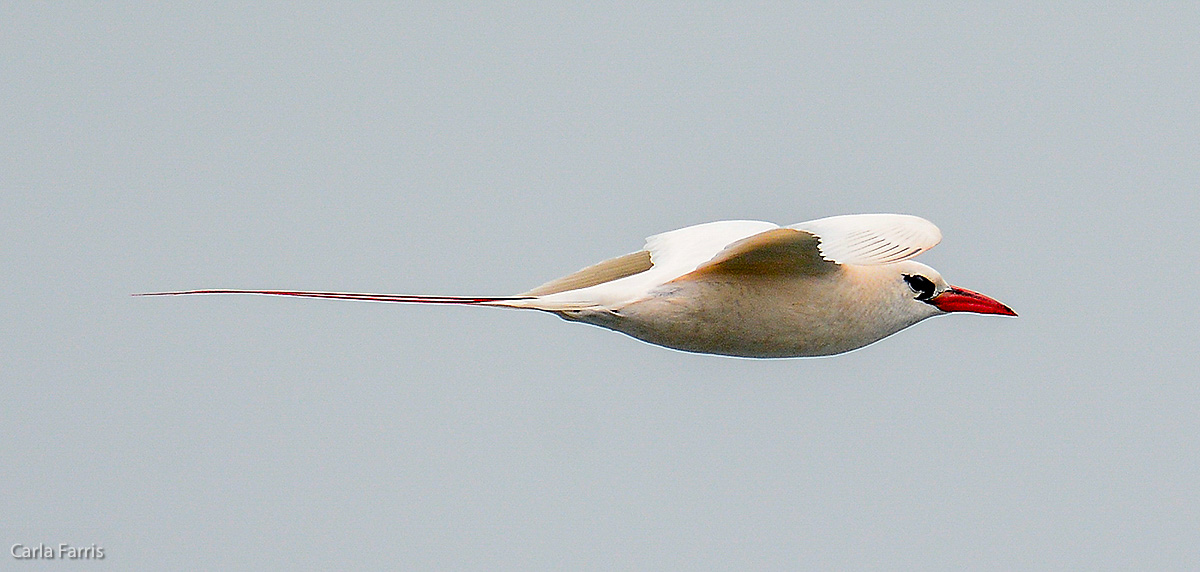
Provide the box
[930,286,1017,316]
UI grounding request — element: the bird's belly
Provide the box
[568,279,912,358]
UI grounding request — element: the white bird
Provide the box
[138,214,1015,358]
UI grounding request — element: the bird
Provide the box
[137,214,1015,358]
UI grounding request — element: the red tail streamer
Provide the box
[134,290,530,305]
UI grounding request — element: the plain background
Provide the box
[4,3,1198,570]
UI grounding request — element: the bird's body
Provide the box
[559,264,922,358]
[139,214,1015,358]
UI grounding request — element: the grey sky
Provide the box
[4,3,1199,570]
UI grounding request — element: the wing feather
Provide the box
[789,214,941,265]
[675,228,834,279]
[527,220,777,306]
[523,250,653,296]
[525,215,938,307]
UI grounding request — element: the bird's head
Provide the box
[889,261,1016,319]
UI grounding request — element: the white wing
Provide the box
[644,220,781,276]
[531,215,939,309]
[532,220,778,308]
[789,214,941,265]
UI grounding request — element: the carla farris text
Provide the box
[12,543,104,560]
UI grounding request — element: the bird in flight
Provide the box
[138,214,1015,358]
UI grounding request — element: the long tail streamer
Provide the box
[134,290,532,305]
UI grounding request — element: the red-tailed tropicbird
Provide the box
[138,214,1015,358]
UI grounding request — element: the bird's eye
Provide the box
[903,274,936,301]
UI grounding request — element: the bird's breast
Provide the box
[575,273,919,358]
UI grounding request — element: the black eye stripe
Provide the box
[903,274,936,301]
